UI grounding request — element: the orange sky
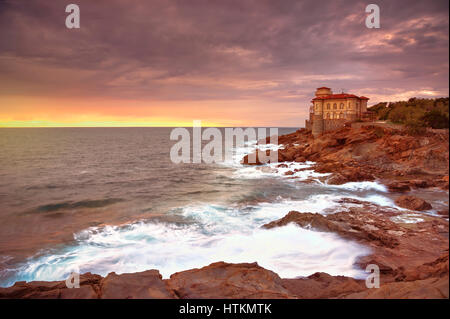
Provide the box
[0,96,308,127]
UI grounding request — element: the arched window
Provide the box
[340,103,344,109]
[333,103,337,109]
[327,103,330,110]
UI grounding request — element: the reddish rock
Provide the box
[327,173,349,185]
[0,273,102,299]
[387,182,411,193]
[437,210,449,217]
[243,125,449,189]
[281,272,366,299]
[395,195,432,211]
[263,210,400,248]
[167,262,294,299]
[344,276,448,299]
[410,180,431,188]
[100,270,176,299]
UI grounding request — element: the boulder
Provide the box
[100,270,176,299]
[167,262,294,299]
[387,182,411,193]
[395,195,432,211]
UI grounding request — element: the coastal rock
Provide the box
[0,273,102,299]
[100,270,176,299]
[343,276,448,299]
[437,210,449,217]
[441,175,449,190]
[326,168,375,185]
[281,272,366,299]
[395,195,432,211]
[262,210,400,248]
[166,261,294,299]
[244,125,449,188]
[387,182,411,193]
[263,200,448,286]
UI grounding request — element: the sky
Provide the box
[0,0,448,127]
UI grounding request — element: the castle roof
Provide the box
[316,87,331,90]
[312,93,369,101]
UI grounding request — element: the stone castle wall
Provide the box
[323,119,347,131]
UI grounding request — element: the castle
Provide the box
[305,87,374,137]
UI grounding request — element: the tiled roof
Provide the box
[312,93,369,101]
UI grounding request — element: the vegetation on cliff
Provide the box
[368,97,449,131]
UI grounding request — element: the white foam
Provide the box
[390,214,425,224]
[324,181,388,192]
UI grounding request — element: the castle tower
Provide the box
[311,87,332,137]
[315,87,332,97]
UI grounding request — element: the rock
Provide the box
[410,180,430,188]
[441,175,449,190]
[395,195,432,211]
[0,273,102,299]
[281,272,366,299]
[327,173,349,185]
[100,270,176,299]
[343,276,449,299]
[437,210,449,217]
[326,168,375,185]
[60,285,98,299]
[284,170,294,176]
[263,211,338,233]
[387,182,411,193]
[167,262,294,299]
[262,210,400,248]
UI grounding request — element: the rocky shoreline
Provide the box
[1,125,448,299]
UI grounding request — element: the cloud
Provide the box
[0,0,448,126]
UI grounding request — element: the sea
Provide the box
[0,127,447,287]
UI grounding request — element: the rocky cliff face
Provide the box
[242,125,449,189]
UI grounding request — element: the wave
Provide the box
[1,194,373,287]
[28,198,124,214]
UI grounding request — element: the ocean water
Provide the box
[0,127,446,287]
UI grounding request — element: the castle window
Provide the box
[327,103,330,110]
[333,103,337,109]
[339,112,344,119]
[340,103,344,109]
[326,113,330,119]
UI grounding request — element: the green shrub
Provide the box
[405,119,427,135]
[368,97,449,127]
[420,109,449,129]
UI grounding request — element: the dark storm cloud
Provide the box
[0,0,448,105]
